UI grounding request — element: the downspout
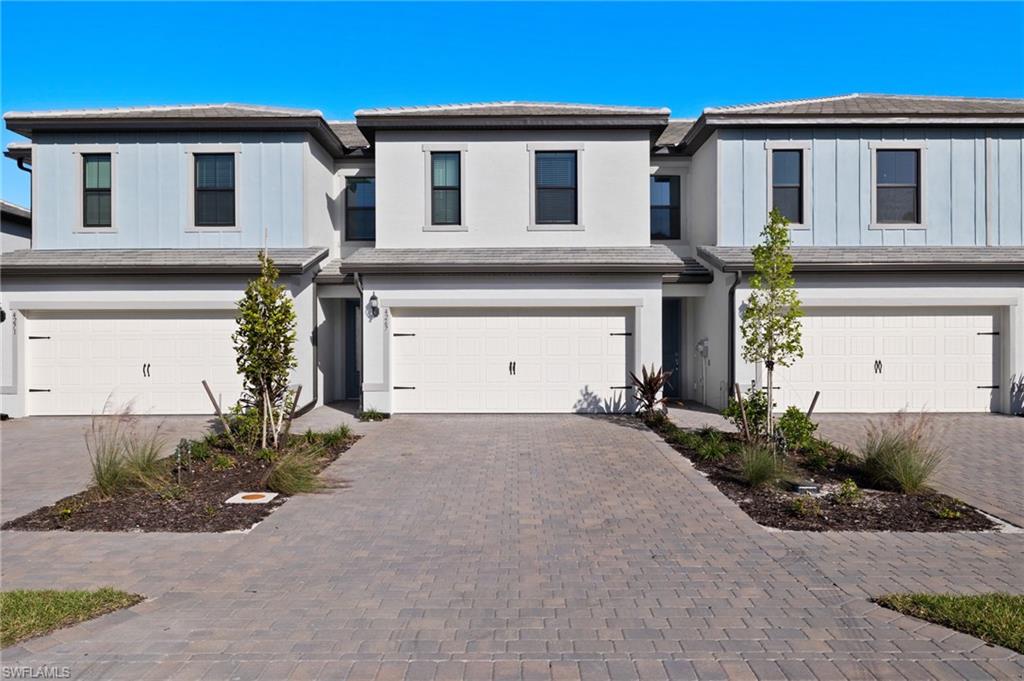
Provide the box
[353,272,365,413]
[727,269,743,393]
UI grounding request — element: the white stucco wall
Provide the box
[373,130,652,249]
[0,273,318,418]
[357,273,663,413]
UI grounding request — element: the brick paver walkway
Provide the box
[2,415,1022,680]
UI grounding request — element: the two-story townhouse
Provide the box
[1,95,1021,419]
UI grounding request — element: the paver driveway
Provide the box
[2,415,1022,680]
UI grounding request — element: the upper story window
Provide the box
[875,149,920,224]
[431,152,461,226]
[346,177,375,241]
[771,150,803,224]
[535,151,577,225]
[82,153,112,228]
[650,176,680,240]
[194,154,235,227]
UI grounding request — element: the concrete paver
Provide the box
[1,414,1022,679]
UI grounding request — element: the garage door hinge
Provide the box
[393,386,416,390]
[977,385,999,389]
[977,331,1000,336]
[28,335,51,340]
[610,332,632,336]
[393,333,416,337]
[28,388,51,392]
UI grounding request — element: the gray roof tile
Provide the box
[1,248,327,275]
[323,246,707,277]
[327,121,370,149]
[698,245,1024,272]
[705,93,1024,116]
[655,119,695,147]
[355,101,670,117]
[3,103,323,120]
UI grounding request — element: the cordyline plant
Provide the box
[233,251,297,450]
[739,209,804,443]
[630,364,672,418]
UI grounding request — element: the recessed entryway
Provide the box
[389,307,632,413]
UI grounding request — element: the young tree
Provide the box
[233,251,297,450]
[739,208,804,443]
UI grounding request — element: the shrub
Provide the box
[357,409,388,422]
[265,448,323,495]
[211,454,236,471]
[802,440,834,473]
[694,429,729,462]
[722,387,773,441]
[738,444,780,488]
[789,496,822,518]
[833,478,862,505]
[629,364,671,418]
[666,429,702,451]
[859,412,944,494]
[189,439,213,461]
[226,405,263,455]
[319,425,352,448]
[776,406,817,452]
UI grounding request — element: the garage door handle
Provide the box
[874,360,882,374]
[512,361,516,376]
[29,388,51,393]
[977,385,999,389]
[143,363,150,377]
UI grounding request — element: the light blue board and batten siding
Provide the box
[717,127,1023,247]
[31,131,307,249]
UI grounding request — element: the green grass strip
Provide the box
[876,593,1024,654]
[1,588,143,647]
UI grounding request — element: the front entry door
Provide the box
[662,298,683,400]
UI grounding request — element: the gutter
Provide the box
[352,272,365,414]
[727,269,743,393]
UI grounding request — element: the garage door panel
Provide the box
[27,312,243,416]
[777,307,998,413]
[392,309,629,413]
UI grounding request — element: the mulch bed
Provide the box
[647,419,996,533]
[1,437,358,533]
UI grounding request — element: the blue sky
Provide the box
[2,1,1022,207]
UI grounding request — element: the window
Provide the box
[875,149,920,224]
[194,154,235,227]
[346,177,375,241]
[650,176,680,239]
[430,152,460,225]
[535,151,577,224]
[82,154,112,227]
[771,150,803,224]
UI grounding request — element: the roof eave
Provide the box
[338,262,688,275]
[4,116,349,158]
[355,114,670,131]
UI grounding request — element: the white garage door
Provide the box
[391,308,631,413]
[776,307,1000,413]
[27,311,244,416]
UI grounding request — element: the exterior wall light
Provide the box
[368,292,380,318]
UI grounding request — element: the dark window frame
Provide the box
[771,149,804,225]
[650,175,681,240]
[193,153,236,227]
[82,153,112,228]
[345,176,376,241]
[875,149,921,224]
[534,150,578,225]
[430,151,461,226]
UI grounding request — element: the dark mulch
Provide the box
[1,437,358,533]
[646,418,996,533]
